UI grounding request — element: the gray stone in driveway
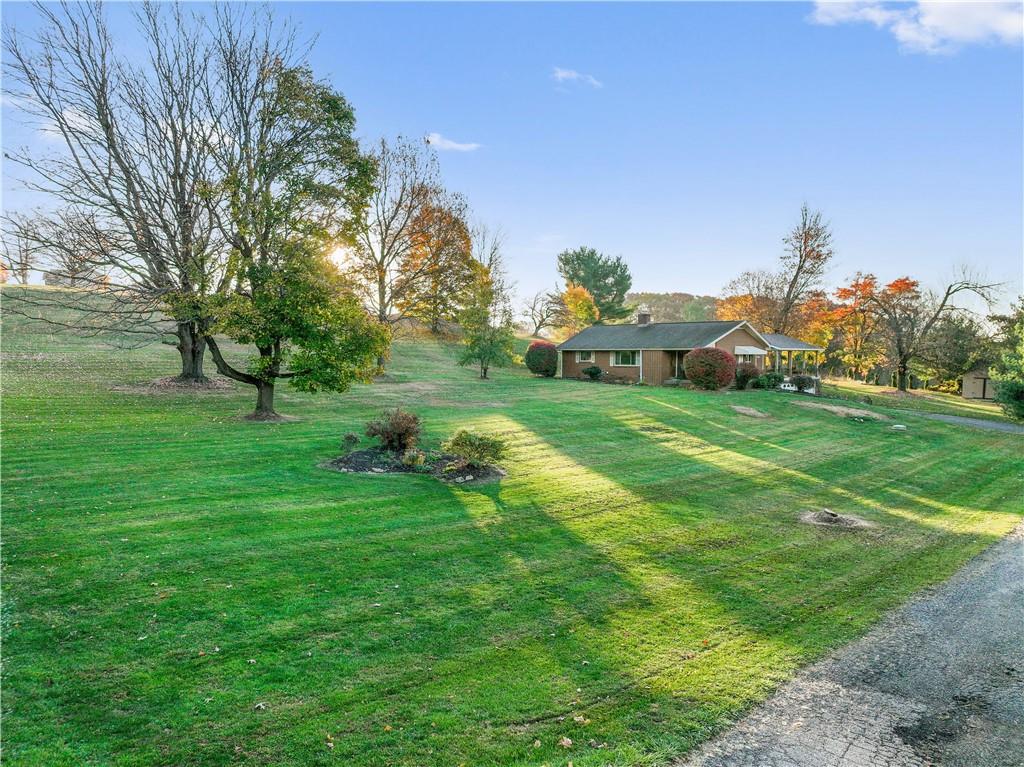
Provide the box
[676,524,1024,767]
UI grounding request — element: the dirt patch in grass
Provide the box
[800,509,874,529]
[792,400,889,420]
[112,376,235,395]
[322,448,505,485]
[731,405,769,419]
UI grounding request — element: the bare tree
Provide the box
[717,269,786,331]
[348,139,447,318]
[522,288,566,337]
[776,204,834,334]
[0,215,38,284]
[3,1,224,380]
[717,205,834,337]
[867,271,999,391]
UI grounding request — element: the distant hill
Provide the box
[626,292,718,323]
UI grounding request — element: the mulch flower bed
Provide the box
[322,448,505,485]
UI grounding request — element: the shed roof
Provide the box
[556,320,744,351]
[762,333,823,351]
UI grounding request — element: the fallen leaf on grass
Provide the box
[558,736,572,748]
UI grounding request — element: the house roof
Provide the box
[556,320,745,351]
[762,333,823,351]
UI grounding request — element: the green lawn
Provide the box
[3,313,1022,767]
[821,376,1009,422]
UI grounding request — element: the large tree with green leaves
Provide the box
[556,246,632,322]
[200,9,388,419]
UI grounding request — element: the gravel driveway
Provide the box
[677,524,1024,767]
[912,413,1024,434]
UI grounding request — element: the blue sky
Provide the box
[3,1,1022,309]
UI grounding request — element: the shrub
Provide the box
[994,379,1024,421]
[442,429,508,467]
[401,447,426,467]
[790,374,816,393]
[761,372,784,389]
[683,348,736,390]
[524,340,558,377]
[341,432,360,452]
[735,363,759,390]
[581,365,603,381]
[365,408,422,452]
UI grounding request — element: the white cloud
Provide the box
[426,132,481,152]
[810,1,1023,54]
[552,67,603,89]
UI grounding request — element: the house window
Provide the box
[737,354,757,364]
[612,350,639,366]
[575,351,594,363]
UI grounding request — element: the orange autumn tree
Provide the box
[832,273,885,379]
[396,196,477,334]
[865,273,997,391]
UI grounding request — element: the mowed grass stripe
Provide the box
[3,311,1022,767]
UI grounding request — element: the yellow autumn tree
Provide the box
[561,284,600,335]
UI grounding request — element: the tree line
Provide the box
[0,2,515,416]
[715,204,1017,394]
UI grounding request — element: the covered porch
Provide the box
[768,348,824,376]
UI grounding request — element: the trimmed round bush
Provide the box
[581,365,603,381]
[790,374,816,393]
[524,340,558,377]
[683,348,736,390]
[735,362,759,390]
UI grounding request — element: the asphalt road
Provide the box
[677,524,1024,767]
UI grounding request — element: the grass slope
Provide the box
[821,377,1008,422]
[3,315,1022,766]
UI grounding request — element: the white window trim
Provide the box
[575,351,594,363]
[611,350,640,367]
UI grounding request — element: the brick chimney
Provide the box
[636,304,652,326]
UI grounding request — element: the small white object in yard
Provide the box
[254,701,268,711]
[454,476,465,484]
[371,467,385,473]
[892,424,907,431]
[779,382,798,392]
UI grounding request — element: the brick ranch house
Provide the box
[556,309,823,385]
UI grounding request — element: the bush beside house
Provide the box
[735,363,759,390]
[683,348,736,390]
[524,340,558,377]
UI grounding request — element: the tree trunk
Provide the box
[896,362,909,392]
[253,380,277,419]
[175,322,207,382]
[480,364,488,379]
